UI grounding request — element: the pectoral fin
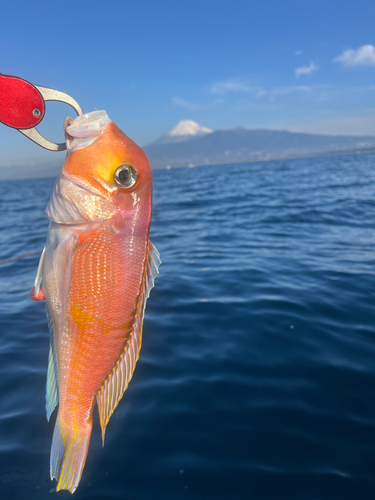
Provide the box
[30,247,46,300]
[34,246,46,295]
[46,305,59,421]
[96,241,161,444]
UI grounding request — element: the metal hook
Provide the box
[18,85,83,151]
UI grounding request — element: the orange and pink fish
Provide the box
[31,111,161,493]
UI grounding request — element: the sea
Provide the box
[1,153,375,500]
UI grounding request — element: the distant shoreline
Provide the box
[154,146,375,170]
[1,146,375,181]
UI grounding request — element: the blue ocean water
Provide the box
[1,153,375,499]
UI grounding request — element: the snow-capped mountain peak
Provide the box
[168,120,213,138]
[153,120,213,144]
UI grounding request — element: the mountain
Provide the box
[144,127,375,169]
[153,120,213,144]
[2,126,375,181]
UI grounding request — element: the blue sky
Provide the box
[1,0,375,167]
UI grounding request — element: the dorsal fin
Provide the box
[96,241,161,444]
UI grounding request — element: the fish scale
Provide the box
[58,229,147,410]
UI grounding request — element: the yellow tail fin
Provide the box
[50,414,92,494]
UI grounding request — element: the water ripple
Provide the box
[1,154,375,498]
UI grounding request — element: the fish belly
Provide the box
[58,224,148,424]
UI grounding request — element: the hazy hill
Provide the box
[0,160,61,181]
[144,127,375,168]
[2,124,375,180]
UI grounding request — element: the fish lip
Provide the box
[62,170,120,197]
[93,176,119,193]
[60,172,109,199]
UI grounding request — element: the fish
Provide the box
[31,110,161,493]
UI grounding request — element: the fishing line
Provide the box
[0,249,42,265]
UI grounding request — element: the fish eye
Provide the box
[114,165,138,188]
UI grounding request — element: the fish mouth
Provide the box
[64,110,111,155]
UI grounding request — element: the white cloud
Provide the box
[171,97,224,111]
[351,85,375,92]
[210,79,315,98]
[333,45,375,66]
[286,115,375,136]
[295,62,318,77]
[257,85,313,98]
[171,97,200,111]
[255,89,267,98]
[295,50,303,55]
[210,80,252,94]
